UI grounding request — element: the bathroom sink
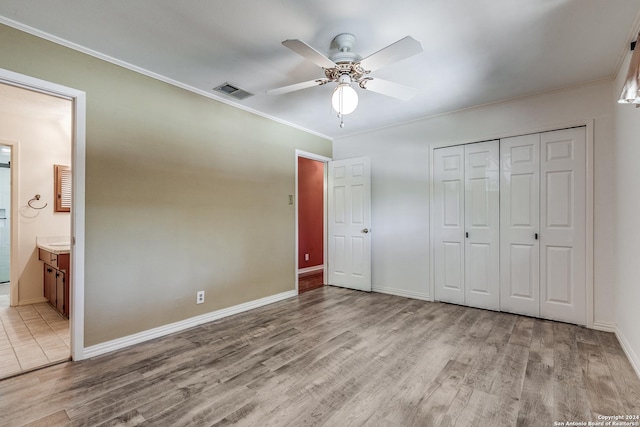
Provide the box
[48,242,70,247]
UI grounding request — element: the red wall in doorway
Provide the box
[298,157,324,269]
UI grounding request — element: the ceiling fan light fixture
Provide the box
[331,76,358,116]
[269,33,423,128]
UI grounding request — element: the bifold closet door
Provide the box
[464,141,500,310]
[539,128,586,325]
[433,145,465,305]
[500,127,586,325]
[500,134,540,317]
[434,140,499,310]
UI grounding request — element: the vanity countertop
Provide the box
[37,242,70,255]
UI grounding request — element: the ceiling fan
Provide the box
[267,33,423,127]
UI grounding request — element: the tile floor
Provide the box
[0,302,69,379]
[0,282,9,308]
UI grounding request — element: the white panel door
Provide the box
[328,157,372,292]
[500,134,540,317]
[540,128,586,325]
[433,146,465,305]
[464,140,500,310]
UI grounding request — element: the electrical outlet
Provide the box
[196,290,205,304]
[305,253,309,261]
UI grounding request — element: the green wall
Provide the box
[0,24,331,346]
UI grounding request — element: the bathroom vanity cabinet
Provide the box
[39,248,70,318]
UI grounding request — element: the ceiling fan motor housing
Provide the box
[329,33,362,64]
[325,33,367,82]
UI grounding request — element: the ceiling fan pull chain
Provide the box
[338,90,346,128]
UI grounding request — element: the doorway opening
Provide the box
[0,68,86,373]
[0,83,73,378]
[295,150,331,294]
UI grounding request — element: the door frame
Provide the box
[0,68,87,360]
[429,120,594,328]
[295,149,331,293]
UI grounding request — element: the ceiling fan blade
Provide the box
[282,39,337,69]
[358,36,423,72]
[267,78,329,96]
[359,78,419,101]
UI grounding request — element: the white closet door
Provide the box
[464,140,500,310]
[540,127,586,325]
[500,134,540,317]
[433,146,465,305]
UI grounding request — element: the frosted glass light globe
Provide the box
[331,83,358,115]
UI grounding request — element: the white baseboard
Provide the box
[19,297,48,305]
[298,265,323,275]
[615,327,640,380]
[591,321,617,332]
[372,286,432,301]
[591,322,640,380]
[83,290,297,359]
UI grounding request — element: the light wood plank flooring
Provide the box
[1,286,639,426]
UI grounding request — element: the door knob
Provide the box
[362,228,369,234]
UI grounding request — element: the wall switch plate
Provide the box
[305,253,309,261]
[196,290,205,304]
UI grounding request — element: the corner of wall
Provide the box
[616,327,640,379]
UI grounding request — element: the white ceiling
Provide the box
[1,0,639,139]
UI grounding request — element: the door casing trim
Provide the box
[295,149,331,293]
[0,68,87,360]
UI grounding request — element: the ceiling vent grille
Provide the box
[213,82,253,100]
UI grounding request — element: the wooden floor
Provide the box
[1,287,639,426]
[298,270,323,294]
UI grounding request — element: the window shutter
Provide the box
[54,165,71,212]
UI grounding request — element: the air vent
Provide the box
[213,82,253,100]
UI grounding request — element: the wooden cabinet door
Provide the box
[45,266,56,306]
[56,271,65,314]
[44,265,50,301]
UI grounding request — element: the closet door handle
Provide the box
[535,233,538,240]
[465,232,469,238]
